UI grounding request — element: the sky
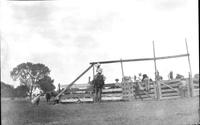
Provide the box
[0,0,199,88]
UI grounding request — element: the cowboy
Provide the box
[93,63,105,103]
[95,63,105,80]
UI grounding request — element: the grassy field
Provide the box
[1,97,199,125]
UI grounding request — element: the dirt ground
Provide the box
[1,97,199,125]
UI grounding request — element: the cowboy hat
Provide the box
[95,63,101,67]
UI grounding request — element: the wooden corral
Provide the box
[121,82,156,101]
[57,41,197,103]
[60,77,199,103]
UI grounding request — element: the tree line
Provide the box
[1,62,56,98]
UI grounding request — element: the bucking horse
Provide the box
[91,74,105,103]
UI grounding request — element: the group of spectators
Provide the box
[115,70,188,97]
[168,71,184,80]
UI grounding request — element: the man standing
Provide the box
[93,63,105,103]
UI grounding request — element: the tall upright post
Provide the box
[153,41,161,100]
[93,65,95,79]
[120,59,125,80]
[185,38,194,97]
[58,83,61,93]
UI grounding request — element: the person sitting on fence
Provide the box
[176,74,184,79]
[142,74,150,91]
[133,75,137,82]
[138,73,142,82]
[155,70,163,81]
[178,78,188,98]
[135,73,145,90]
[114,78,121,87]
[168,71,174,80]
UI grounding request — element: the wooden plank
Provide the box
[102,88,122,93]
[161,84,179,88]
[67,88,122,94]
[194,89,199,96]
[160,82,179,92]
[193,80,199,84]
[102,96,123,101]
[136,94,156,98]
[60,96,123,103]
[161,79,181,83]
[161,92,179,97]
[161,89,178,93]
[69,83,117,88]
[123,92,155,98]
[102,93,122,97]
[90,54,189,64]
[61,92,123,99]
[160,96,180,100]
[193,83,199,87]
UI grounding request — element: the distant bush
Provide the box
[1,81,15,97]
[15,85,29,97]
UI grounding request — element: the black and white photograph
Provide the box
[0,0,199,125]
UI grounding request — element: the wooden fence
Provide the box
[193,77,199,96]
[60,83,123,103]
[60,78,199,103]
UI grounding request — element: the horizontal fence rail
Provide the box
[90,54,189,65]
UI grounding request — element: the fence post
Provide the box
[58,83,61,93]
[93,65,95,79]
[185,39,194,97]
[188,72,194,97]
[157,81,162,99]
[152,41,161,100]
[120,59,125,81]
